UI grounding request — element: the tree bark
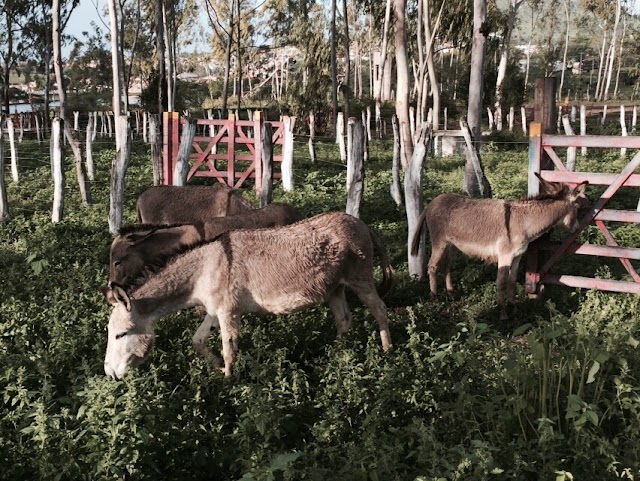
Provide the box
[330,0,338,130]
[394,0,413,168]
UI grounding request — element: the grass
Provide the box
[1,133,640,480]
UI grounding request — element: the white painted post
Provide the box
[0,121,8,221]
[173,117,197,186]
[580,104,587,156]
[73,111,79,131]
[444,107,448,130]
[308,111,317,164]
[35,113,41,143]
[521,106,527,134]
[107,112,113,137]
[361,110,369,162]
[346,118,365,218]
[86,119,95,180]
[632,106,637,134]
[571,105,577,123]
[509,106,514,132]
[7,118,18,183]
[18,114,23,143]
[366,106,372,141]
[620,105,628,157]
[51,118,65,223]
[495,106,503,131]
[260,121,274,207]
[142,111,148,143]
[281,116,295,192]
[108,115,132,234]
[336,112,346,163]
[561,114,576,171]
[601,104,607,125]
[487,107,494,130]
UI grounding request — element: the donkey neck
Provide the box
[130,244,218,321]
[512,199,571,240]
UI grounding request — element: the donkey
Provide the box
[109,202,304,288]
[136,184,254,224]
[102,212,394,379]
[411,173,588,320]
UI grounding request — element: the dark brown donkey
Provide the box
[411,174,588,319]
[110,202,303,288]
[136,184,254,224]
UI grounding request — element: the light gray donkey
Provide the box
[102,212,394,379]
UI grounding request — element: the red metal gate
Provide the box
[162,111,285,191]
[525,122,640,296]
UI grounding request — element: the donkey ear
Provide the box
[534,172,558,194]
[570,181,589,200]
[126,229,157,245]
[101,284,132,311]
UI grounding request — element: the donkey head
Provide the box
[109,229,158,288]
[101,284,155,379]
[559,181,589,232]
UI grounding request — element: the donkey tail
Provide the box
[410,207,429,256]
[369,228,395,297]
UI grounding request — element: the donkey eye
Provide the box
[115,332,128,340]
[113,261,122,267]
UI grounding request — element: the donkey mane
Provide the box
[520,185,570,202]
[118,222,201,236]
[124,236,224,293]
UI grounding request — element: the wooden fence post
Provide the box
[561,114,576,171]
[227,113,236,187]
[7,117,18,183]
[620,105,628,157]
[143,111,148,143]
[521,106,527,134]
[390,115,402,206]
[281,116,295,192]
[260,121,274,208]
[308,111,317,164]
[35,113,41,143]
[51,118,65,223]
[86,119,95,180]
[534,77,557,171]
[108,115,132,235]
[253,111,263,194]
[0,120,8,221]
[73,111,79,131]
[405,126,431,280]
[149,115,162,185]
[336,112,346,163]
[346,118,365,218]
[162,111,179,186]
[580,104,587,156]
[173,117,196,186]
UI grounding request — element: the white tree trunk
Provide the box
[0,122,8,221]
[394,0,413,168]
[558,0,570,100]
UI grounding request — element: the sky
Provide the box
[66,0,108,42]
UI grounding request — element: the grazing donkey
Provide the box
[102,212,394,379]
[411,174,588,320]
[136,184,254,224]
[109,202,303,288]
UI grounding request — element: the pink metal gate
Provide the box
[162,111,285,191]
[525,122,640,296]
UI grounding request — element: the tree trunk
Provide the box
[330,0,338,130]
[394,0,413,168]
[602,0,621,101]
[467,0,487,144]
[0,122,8,221]
[495,0,523,115]
[558,0,570,101]
[346,119,365,218]
[155,0,165,118]
[375,0,392,131]
[405,126,431,279]
[343,0,351,122]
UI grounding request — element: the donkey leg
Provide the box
[428,243,448,299]
[328,285,353,338]
[496,258,512,320]
[444,245,456,300]
[507,254,523,305]
[350,283,392,352]
[218,312,241,377]
[192,314,223,368]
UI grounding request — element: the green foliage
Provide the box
[1,136,640,480]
